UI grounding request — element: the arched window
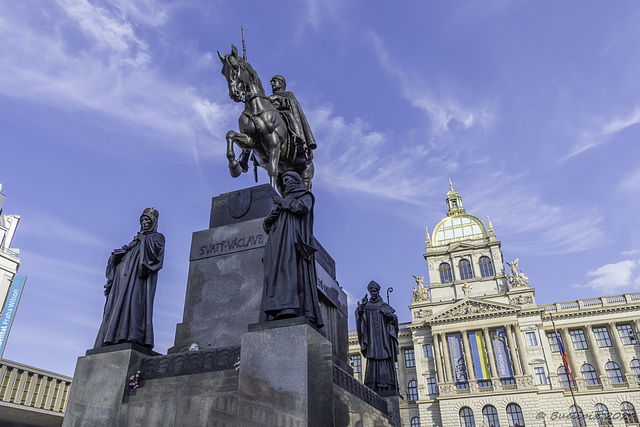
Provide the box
[569,406,586,427]
[410,417,421,427]
[482,405,500,427]
[506,403,525,427]
[630,359,640,377]
[479,256,494,278]
[557,366,574,388]
[580,364,599,385]
[459,407,476,427]
[458,259,473,280]
[595,403,612,426]
[621,402,639,425]
[605,361,624,383]
[407,380,418,401]
[439,263,453,284]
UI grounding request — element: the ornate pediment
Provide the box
[429,298,518,323]
[449,241,482,251]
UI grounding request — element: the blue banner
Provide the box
[447,333,468,383]
[0,276,27,358]
[492,328,514,379]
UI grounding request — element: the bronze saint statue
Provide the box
[355,281,399,396]
[218,42,315,192]
[268,74,317,161]
[262,171,323,327]
[94,208,165,349]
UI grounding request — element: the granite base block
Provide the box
[383,395,402,427]
[62,347,147,427]
[236,323,333,427]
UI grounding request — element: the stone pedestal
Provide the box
[383,395,402,427]
[236,318,333,426]
[170,184,351,373]
[62,343,156,427]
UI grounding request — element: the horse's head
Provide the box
[218,45,264,103]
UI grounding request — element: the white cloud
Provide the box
[620,167,640,192]
[470,176,606,255]
[0,2,233,159]
[565,106,640,160]
[576,259,640,294]
[19,215,111,249]
[367,31,495,137]
[311,106,438,203]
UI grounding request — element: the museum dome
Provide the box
[431,181,488,246]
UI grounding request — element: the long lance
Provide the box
[241,24,247,61]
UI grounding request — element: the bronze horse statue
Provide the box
[218,45,314,192]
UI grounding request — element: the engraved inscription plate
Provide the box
[190,218,267,261]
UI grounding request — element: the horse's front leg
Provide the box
[226,130,253,178]
[266,134,280,190]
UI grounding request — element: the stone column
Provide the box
[483,327,500,383]
[607,322,632,378]
[559,328,580,382]
[504,325,522,376]
[513,325,530,375]
[584,326,605,381]
[461,330,476,387]
[442,333,454,384]
[433,333,445,383]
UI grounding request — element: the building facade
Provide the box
[0,183,21,310]
[0,184,72,426]
[349,184,640,427]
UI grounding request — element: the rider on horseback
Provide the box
[269,75,317,160]
[237,74,317,173]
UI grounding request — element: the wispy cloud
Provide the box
[18,215,111,249]
[620,167,640,193]
[311,106,438,202]
[573,259,640,294]
[0,1,232,159]
[471,177,606,255]
[367,31,496,137]
[565,106,640,160]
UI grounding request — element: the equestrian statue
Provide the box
[218,40,316,193]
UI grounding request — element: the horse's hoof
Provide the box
[229,161,242,178]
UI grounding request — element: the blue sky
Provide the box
[2,1,640,377]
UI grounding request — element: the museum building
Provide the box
[0,184,72,426]
[349,184,640,427]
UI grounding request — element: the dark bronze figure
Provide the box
[262,171,323,327]
[218,43,315,193]
[94,208,165,349]
[268,74,317,161]
[355,281,399,396]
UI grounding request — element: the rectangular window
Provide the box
[404,349,416,368]
[422,343,433,358]
[500,378,516,386]
[569,329,589,350]
[617,324,636,345]
[547,332,560,352]
[350,355,362,374]
[525,331,538,347]
[593,326,612,347]
[534,367,547,384]
[426,377,438,395]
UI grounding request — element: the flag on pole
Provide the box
[556,331,573,381]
